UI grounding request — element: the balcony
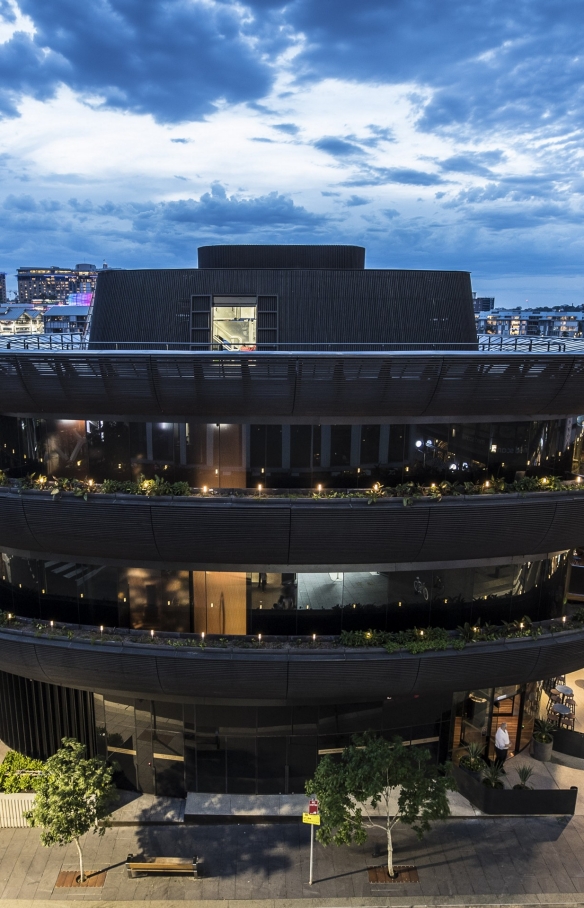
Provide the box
[0,614,583,702]
[0,486,583,570]
[2,348,584,420]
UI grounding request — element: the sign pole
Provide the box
[309,822,314,885]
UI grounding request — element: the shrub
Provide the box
[0,750,44,792]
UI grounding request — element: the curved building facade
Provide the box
[0,244,583,796]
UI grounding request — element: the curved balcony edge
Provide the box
[2,351,584,421]
[1,625,583,702]
[0,487,583,569]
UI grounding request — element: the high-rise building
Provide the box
[472,294,495,315]
[0,273,6,304]
[17,264,98,303]
[0,244,582,798]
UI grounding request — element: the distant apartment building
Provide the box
[472,293,495,315]
[478,307,584,338]
[0,273,6,304]
[43,305,90,334]
[0,305,44,336]
[17,264,98,303]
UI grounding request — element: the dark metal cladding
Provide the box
[0,628,583,702]
[89,268,476,347]
[3,351,584,420]
[0,669,96,760]
[1,489,581,569]
[198,244,366,269]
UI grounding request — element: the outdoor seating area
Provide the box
[544,676,577,729]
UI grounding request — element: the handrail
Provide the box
[0,335,576,353]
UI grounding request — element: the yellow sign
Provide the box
[302,812,321,825]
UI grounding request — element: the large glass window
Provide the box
[212,296,256,350]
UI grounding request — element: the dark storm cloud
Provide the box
[267,0,584,137]
[0,0,281,122]
[2,0,583,142]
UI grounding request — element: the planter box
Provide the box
[453,767,578,816]
[0,793,35,827]
[553,728,584,760]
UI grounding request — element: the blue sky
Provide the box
[1,0,583,305]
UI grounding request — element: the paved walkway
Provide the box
[4,816,584,901]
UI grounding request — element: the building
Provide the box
[0,273,6,304]
[472,294,495,315]
[44,305,90,335]
[17,264,98,304]
[478,307,584,338]
[0,304,44,336]
[0,244,583,797]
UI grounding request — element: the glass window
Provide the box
[330,425,351,466]
[360,425,380,465]
[213,297,256,350]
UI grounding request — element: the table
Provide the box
[555,684,573,697]
[552,703,572,716]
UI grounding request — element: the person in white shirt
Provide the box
[494,722,511,771]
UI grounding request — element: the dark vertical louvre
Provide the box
[190,295,211,349]
[257,295,278,349]
[0,670,96,760]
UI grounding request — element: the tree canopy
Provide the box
[307,732,454,876]
[25,738,118,882]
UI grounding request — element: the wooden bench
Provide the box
[126,854,200,879]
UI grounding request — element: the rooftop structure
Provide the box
[0,244,583,796]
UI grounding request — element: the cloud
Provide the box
[121,183,327,233]
[344,194,369,207]
[345,167,444,186]
[313,136,365,157]
[251,137,275,143]
[0,0,283,122]
[170,138,191,144]
[439,151,506,178]
[382,208,400,219]
[272,122,300,135]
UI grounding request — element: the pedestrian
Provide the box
[494,721,511,771]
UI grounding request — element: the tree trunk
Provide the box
[74,837,85,883]
[386,815,394,877]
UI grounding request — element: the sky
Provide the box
[0,0,583,306]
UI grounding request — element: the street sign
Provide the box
[303,812,321,825]
[308,797,319,814]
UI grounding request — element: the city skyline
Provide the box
[0,0,583,306]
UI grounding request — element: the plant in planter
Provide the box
[512,764,535,790]
[458,742,486,779]
[532,718,556,762]
[481,762,505,789]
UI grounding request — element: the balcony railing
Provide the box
[0,335,579,353]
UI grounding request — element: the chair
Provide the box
[549,691,561,704]
[561,714,575,731]
[565,697,576,712]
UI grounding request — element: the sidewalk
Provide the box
[4,815,584,901]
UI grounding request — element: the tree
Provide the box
[25,738,118,883]
[306,732,455,877]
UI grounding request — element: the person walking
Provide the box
[494,722,511,771]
